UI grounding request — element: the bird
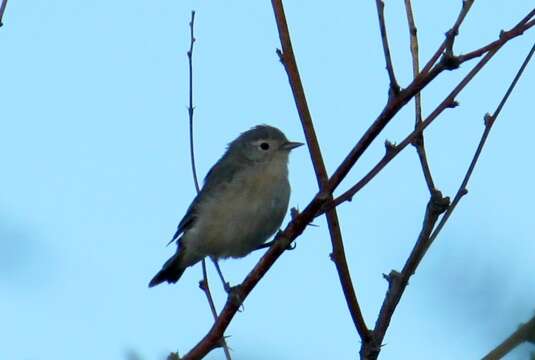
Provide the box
[148,125,303,289]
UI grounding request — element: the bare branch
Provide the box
[428,40,535,246]
[0,0,8,27]
[187,11,200,194]
[420,0,475,75]
[364,38,535,360]
[482,315,535,360]
[184,10,232,360]
[270,0,370,342]
[326,11,535,198]
[180,8,535,359]
[361,190,450,359]
[457,9,535,63]
[375,0,400,98]
[404,0,436,194]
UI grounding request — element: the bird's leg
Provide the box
[211,257,232,293]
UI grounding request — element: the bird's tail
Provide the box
[148,251,187,288]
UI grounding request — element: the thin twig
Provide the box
[404,0,436,193]
[457,9,535,64]
[326,12,535,198]
[482,314,535,360]
[428,40,535,246]
[365,39,535,360]
[185,10,231,360]
[420,0,475,76]
[375,0,400,98]
[271,0,370,342]
[0,0,8,27]
[188,11,200,194]
[361,190,449,359]
[180,9,535,359]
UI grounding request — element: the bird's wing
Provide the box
[167,153,243,245]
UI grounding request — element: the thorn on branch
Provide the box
[460,188,468,196]
[199,279,207,291]
[447,99,459,108]
[276,48,284,64]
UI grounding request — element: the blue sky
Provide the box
[1,1,534,359]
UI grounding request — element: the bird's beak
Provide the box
[281,141,304,150]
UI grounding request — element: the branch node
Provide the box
[430,190,450,215]
[383,270,402,285]
[276,48,284,64]
[384,139,397,155]
[411,133,423,148]
[460,187,469,196]
[441,53,461,70]
[484,113,495,127]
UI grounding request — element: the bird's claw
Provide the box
[226,284,244,310]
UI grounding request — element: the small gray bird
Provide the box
[149,125,302,288]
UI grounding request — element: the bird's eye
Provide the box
[260,142,270,151]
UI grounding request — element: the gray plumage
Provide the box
[149,125,302,287]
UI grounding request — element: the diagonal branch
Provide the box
[0,0,8,27]
[404,0,436,194]
[482,314,535,360]
[375,0,401,98]
[271,0,370,342]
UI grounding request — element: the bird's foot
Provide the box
[227,284,244,310]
